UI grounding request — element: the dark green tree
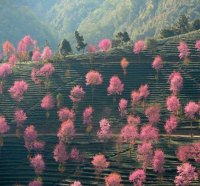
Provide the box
[174,14,190,34]
[116,32,130,43]
[75,31,87,53]
[59,39,72,57]
[160,28,175,38]
[192,19,200,31]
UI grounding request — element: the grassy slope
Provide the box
[0,31,200,185]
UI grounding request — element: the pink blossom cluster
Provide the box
[8,54,17,66]
[41,94,55,110]
[87,44,97,53]
[105,172,122,186]
[118,98,128,118]
[184,101,199,119]
[177,41,190,59]
[139,84,150,100]
[31,68,41,85]
[85,70,103,86]
[164,114,178,135]
[53,142,68,163]
[70,147,80,161]
[41,46,52,61]
[97,118,112,142]
[0,63,12,79]
[98,39,112,51]
[166,95,180,113]
[133,40,146,54]
[14,109,27,127]
[39,63,55,78]
[70,181,82,186]
[176,145,192,162]
[168,71,183,95]
[195,40,200,51]
[152,55,163,71]
[0,116,10,134]
[32,50,41,62]
[127,115,141,126]
[83,106,93,125]
[145,105,160,125]
[129,169,146,186]
[2,41,15,56]
[91,154,109,174]
[140,124,159,143]
[152,149,165,174]
[107,76,124,95]
[131,90,141,105]
[120,124,138,144]
[69,85,85,103]
[30,154,45,175]
[58,107,75,122]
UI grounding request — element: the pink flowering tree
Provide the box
[57,120,75,144]
[69,85,85,110]
[2,41,15,57]
[32,50,41,65]
[98,39,112,52]
[70,147,80,162]
[41,94,55,119]
[139,84,150,109]
[91,154,109,177]
[0,63,12,94]
[174,163,198,186]
[184,101,199,137]
[83,106,94,134]
[107,75,124,103]
[57,107,75,122]
[191,142,200,165]
[176,145,192,163]
[137,143,153,170]
[28,180,42,186]
[131,90,141,113]
[168,71,183,95]
[39,63,55,91]
[70,181,82,186]
[145,105,160,125]
[120,57,129,75]
[41,46,52,62]
[118,98,128,118]
[85,70,103,103]
[129,169,146,186]
[177,41,190,64]
[30,154,45,177]
[166,95,181,115]
[152,55,163,80]
[164,114,178,142]
[8,80,29,103]
[120,124,138,157]
[127,115,141,126]
[31,68,41,85]
[53,142,68,172]
[140,124,159,144]
[0,116,10,146]
[8,54,17,66]
[105,172,122,186]
[133,40,146,62]
[153,149,165,182]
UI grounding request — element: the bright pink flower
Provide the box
[85,70,103,86]
[0,63,12,78]
[57,120,75,143]
[14,109,27,127]
[166,95,180,113]
[129,169,146,186]
[118,98,128,118]
[29,180,42,186]
[87,44,97,53]
[91,154,109,174]
[0,116,10,134]
[22,35,33,47]
[41,46,52,61]
[174,163,198,186]
[176,145,192,162]
[2,41,15,56]
[140,124,159,143]
[31,68,41,85]
[127,115,141,126]
[152,55,163,71]
[139,84,150,100]
[33,140,45,151]
[41,94,55,110]
[133,40,146,54]
[178,41,190,59]
[105,172,122,186]
[8,54,17,66]
[137,143,153,169]
[168,71,183,95]
[120,124,138,144]
[39,63,55,78]
[69,85,85,103]
[184,101,199,119]
[70,181,82,186]
[70,148,80,161]
[153,149,165,174]
[195,40,200,51]
[32,50,41,62]
[145,105,160,124]
[164,114,178,135]
[97,118,112,142]
[58,107,75,122]
[30,154,45,175]
[24,125,38,151]
[131,90,141,105]
[53,142,68,163]
[8,80,29,102]
[107,76,124,95]
[83,106,93,125]
[98,39,112,51]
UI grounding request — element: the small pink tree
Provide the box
[8,54,17,66]
[91,154,109,177]
[57,120,75,144]
[118,98,128,118]
[177,41,190,63]
[133,40,146,62]
[127,115,141,126]
[41,46,52,62]
[31,68,41,85]
[152,55,163,79]
[121,57,129,75]
[70,181,82,186]
[168,71,183,95]
[129,169,146,186]
[70,147,80,161]
[174,163,198,186]
[41,94,55,118]
[139,84,150,108]
[30,154,45,176]
[2,41,15,57]
[166,95,181,115]
[105,172,122,186]
[176,145,192,163]
[53,142,68,172]
[184,101,199,137]
[137,143,153,170]
[57,107,75,122]
[153,149,165,182]
[98,39,112,52]
[107,75,124,103]
[145,105,160,125]
[29,180,42,186]
[131,90,141,112]
[83,106,94,134]
[8,80,29,102]
[14,109,27,127]
[195,40,200,54]
[32,50,41,64]
[0,116,10,146]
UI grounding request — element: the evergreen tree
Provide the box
[59,39,72,57]
[175,14,190,34]
[75,31,87,53]
[192,19,200,30]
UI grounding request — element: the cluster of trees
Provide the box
[160,14,200,38]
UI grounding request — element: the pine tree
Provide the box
[59,39,72,56]
[75,31,87,53]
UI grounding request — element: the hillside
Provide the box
[0,31,199,185]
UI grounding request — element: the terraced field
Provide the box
[0,32,200,185]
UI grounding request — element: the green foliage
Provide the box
[74,31,87,53]
[59,39,72,57]
[192,19,200,30]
